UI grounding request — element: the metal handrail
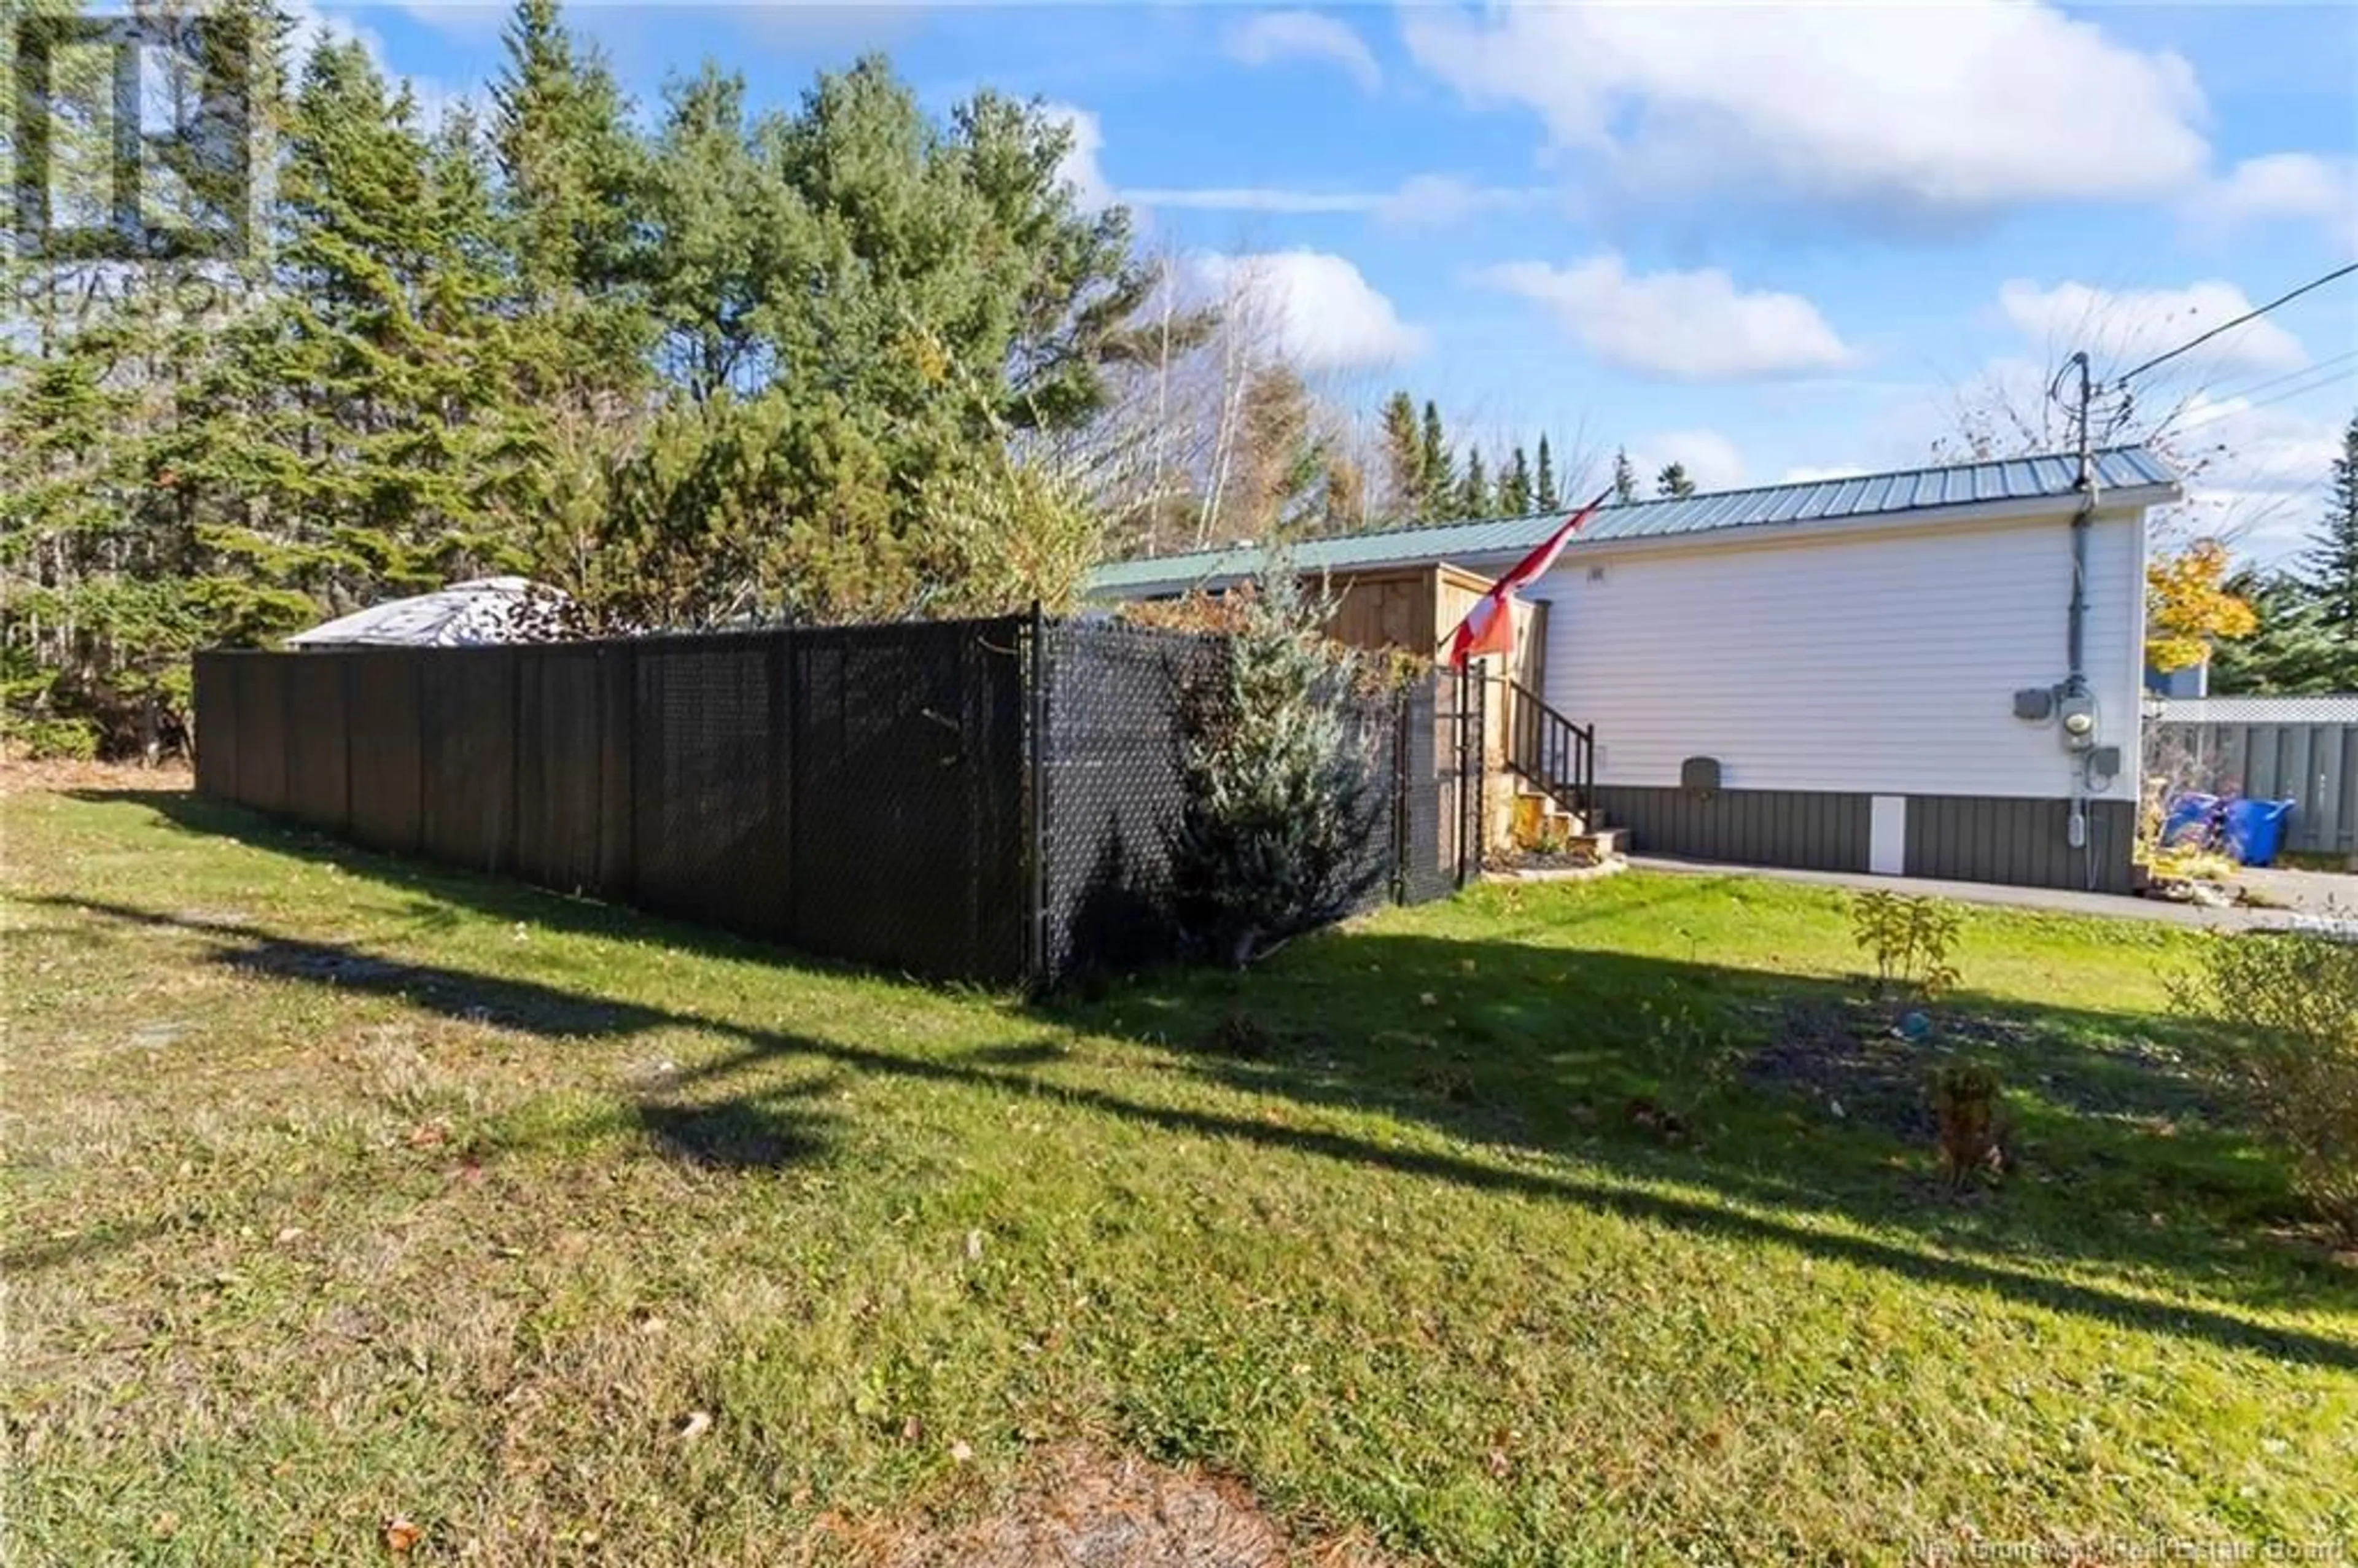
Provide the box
[1503,678,1593,822]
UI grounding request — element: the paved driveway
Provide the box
[1625,855,2343,931]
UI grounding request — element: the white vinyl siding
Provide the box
[1533,509,2144,801]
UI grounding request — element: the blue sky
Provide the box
[329,1,2357,563]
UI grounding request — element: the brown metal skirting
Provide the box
[1902,794,2136,895]
[1597,786,2137,893]
[1593,786,1872,872]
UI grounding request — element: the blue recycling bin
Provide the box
[2222,798,2295,867]
[2161,791,2219,848]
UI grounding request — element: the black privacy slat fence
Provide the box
[193,614,1481,986]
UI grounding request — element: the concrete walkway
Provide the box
[1624,855,2322,931]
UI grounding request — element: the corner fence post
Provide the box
[1453,661,1470,888]
[1025,602,1049,987]
[1392,683,1411,904]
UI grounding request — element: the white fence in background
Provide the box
[2151,695,2358,861]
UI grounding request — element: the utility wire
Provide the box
[2191,346,2358,410]
[2169,361,2358,437]
[2113,262,2358,387]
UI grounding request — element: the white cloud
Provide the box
[2163,393,2345,562]
[1041,103,1111,212]
[1188,250,1426,371]
[1996,279,2310,378]
[1124,187,1379,215]
[2192,153,2358,255]
[1226,10,1382,93]
[1121,173,1534,229]
[1372,174,1532,228]
[1402,1,2207,215]
[1629,430,1748,494]
[1476,254,1858,381]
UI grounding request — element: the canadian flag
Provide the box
[1444,488,1613,669]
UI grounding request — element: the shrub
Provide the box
[1172,554,1385,967]
[1,715,101,761]
[2173,932,2358,1240]
[1930,1064,2005,1189]
[1850,891,1962,1004]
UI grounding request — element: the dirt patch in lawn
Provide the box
[1747,1000,2222,1144]
[0,756,188,796]
[1748,1000,1941,1143]
[850,1445,1394,1568]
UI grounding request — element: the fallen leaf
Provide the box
[964,1229,984,1262]
[677,1410,712,1443]
[384,1517,422,1553]
[275,1226,306,1244]
[405,1122,448,1149]
[949,1440,973,1464]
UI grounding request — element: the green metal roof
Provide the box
[1088,446,2179,600]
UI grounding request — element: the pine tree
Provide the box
[1378,390,1422,521]
[1656,462,1695,500]
[1612,446,1638,503]
[1417,400,1452,519]
[1534,434,1560,511]
[492,0,649,411]
[2210,572,2349,694]
[2300,411,2358,645]
[1500,446,1533,514]
[1457,449,1492,518]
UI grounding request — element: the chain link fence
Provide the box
[193,615,1480,985]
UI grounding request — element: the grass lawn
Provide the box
[5,770,2355,1565]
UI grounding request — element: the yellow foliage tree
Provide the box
[2146,539,2257,673]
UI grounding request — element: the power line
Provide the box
[2113,262,2358,387]
[2193,346,2358,410]
[2169,361,2358,437]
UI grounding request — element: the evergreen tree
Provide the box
[2210,572,2349,694]
[1457,448,1491,518]
[491,0,648,403]
[1656,462,1696,499]
[2300,411,2358,645]
[1173,550,1384,966]
[1417,400,1452,519]
[1229,365,1324,537]
[1378,390,1422,521]
[0,1,1196,751]
[1534,434,1560,510]
[1499,446,1533,514]
[1611,446,1638,503]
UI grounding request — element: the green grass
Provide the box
[5,775,2355,1566]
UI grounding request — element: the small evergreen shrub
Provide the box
[1172,557,1385,967]
[2174,932,2358,1241]
[2,715,101,761]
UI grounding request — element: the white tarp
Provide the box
[284,578,567,648]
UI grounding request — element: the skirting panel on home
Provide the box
[1594,785,2134,893]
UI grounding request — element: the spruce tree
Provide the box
[1378,390,1422,521]
[1500,446,1533,514]
[1457,449,1492,518]
[2300,411,2358,645]
[1418,400,1452,519]
[1656,462,1695,499]
[1535,434,1560,510]
[491,0,648,399]
[1612,446,1638,503]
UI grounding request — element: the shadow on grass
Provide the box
[35,807,2358,1373]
